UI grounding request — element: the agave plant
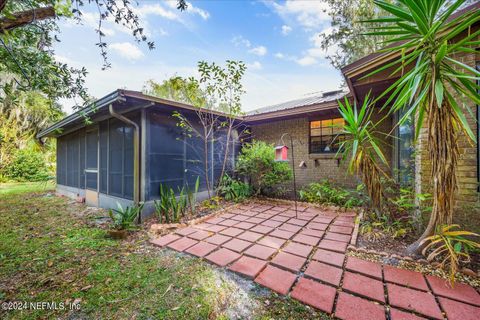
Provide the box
[108,202,144,231]
[421,224,480,286]
[336,95,389,214]
[364,0,480,252]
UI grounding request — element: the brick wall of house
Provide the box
[249,108,394,190]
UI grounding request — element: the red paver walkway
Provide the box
[150,200,480,320]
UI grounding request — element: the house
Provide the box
[37,90,242,218]
[247,1,480,212]
[39,2,479,217]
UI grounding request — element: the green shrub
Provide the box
[108,202,144,230]
[2,148,50,182]
[299,180,364,208]
[236,140,292,196]
[218,174,252,202]
[154,177,200,223]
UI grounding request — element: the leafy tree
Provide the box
[145,60,247,197]
[2,146,50,181]
[0,90,63,170]
[365,0,480,253]
[0,0,186,107]
[236,140,292,196]
[319,0,393,69]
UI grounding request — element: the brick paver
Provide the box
[205,248,241,267]
[175,227,197,236]
[244,244,277,260]
[167,237,198,252]
[318,239,348,253]
[384,265,429,291]
[282,242,313,257]
[342,271,385,303]
[151,200,479,320]
[335,292,385,320]
[271,252,307,272]
[150,234,181,247]
[426,275,480,306]
[290,277,336,313]
[278,223,302,233]
[219,227,243,237]
[292,233,320,246]
[312,248,345,267]
[185,242,217,257]
[257,236,286,249]
[345,256,382,280]
[387,283,443,319]
[304,260,343,286]
[228,256,267,279]
[188,230,212,240]
[389,308,427,320]
[237,230,263,242]
[438,297,480,320]
[269,229,295,239]
[324,232,351,243]
[222,238,252,252]
[254,265,297,295]
[205,234,232,245]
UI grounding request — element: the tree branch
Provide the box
[0,6,56,32]
[0,0,7,15]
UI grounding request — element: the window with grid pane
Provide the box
[309,118,345,154]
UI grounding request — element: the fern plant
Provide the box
[421,224,480,286]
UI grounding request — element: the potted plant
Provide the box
[108,202,144,239]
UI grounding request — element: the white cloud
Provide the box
[281,24,292,35]
[109,42,144,60]
[54,54,73,64]
[247,61,262,70]
[248,45,267,56]
[136,4,180,21]
[270,0,330,29]
[274,52,284,59]
[296,56,317,66]
[232,35,251,48]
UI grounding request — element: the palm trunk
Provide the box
[407,99,458,254]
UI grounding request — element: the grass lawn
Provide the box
[0,183,328,319]
[0,181,55,196]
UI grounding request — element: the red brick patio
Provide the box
[151,201,480,320]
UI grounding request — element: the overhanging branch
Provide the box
[0,6,55,32]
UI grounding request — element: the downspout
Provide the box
[108,103,141,222]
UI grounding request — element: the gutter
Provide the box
[108,103,141,221]
[37,90,122,139]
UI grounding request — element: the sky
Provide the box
[54,0,344,114]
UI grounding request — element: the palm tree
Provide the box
[364,0,480,253]
[337,95,389,214]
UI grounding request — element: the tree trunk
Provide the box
[0,6,56,32]
[407,99,458,254]
[218,122,233,187]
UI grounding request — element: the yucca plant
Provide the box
[186,176,200,214]
[337,95,389,214]
[364,0,480,253]
[154,183,189,223]
[421,224,480,286]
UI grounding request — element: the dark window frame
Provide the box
[308,118,345,154]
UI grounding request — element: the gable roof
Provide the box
[37,89,239,138]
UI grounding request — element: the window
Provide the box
[396,109,415,187]
[309,118,345,154]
